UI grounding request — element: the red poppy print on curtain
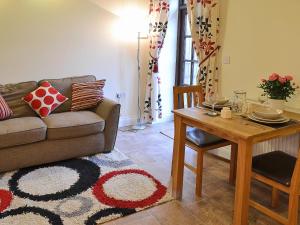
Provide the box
[187,0,220,99]
[144,0,170,122]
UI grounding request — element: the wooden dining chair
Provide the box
[250,148,300,225]
[173,85,237,197]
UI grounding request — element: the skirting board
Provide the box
[210,146,231,160]
[119,113,174,128]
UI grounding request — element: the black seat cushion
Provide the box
[186,127,225,148]
[252,151,297,186]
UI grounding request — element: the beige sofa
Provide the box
[0,75,120,172]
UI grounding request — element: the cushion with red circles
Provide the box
[23,81,68,118]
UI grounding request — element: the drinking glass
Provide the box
[207,94,218,116]
[232,90,247,115]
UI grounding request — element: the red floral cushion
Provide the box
[0,95,13,120]
[23,81,68,118]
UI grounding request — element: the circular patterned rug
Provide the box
[0,150,172,225]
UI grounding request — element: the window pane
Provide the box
[193,50,198,61]
[185,38,192,60]
[185,15,191,36]
[184,62,191,85]
[192,63,199,85]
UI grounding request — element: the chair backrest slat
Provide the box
[193,92,198,107]
[187,92,192,108]
[173,85,204,110]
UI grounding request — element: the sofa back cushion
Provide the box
[0,81,38,118]
[39,75,96,113]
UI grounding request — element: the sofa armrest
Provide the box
[95,98,120,152]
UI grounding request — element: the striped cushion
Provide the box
[71,80,106,111]
[0,95,13,120]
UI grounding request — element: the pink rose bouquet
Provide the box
[258,73,298,100]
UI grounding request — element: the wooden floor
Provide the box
[106,121,299,225]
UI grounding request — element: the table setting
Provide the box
[172,73,300,225]
[199,73,299,127]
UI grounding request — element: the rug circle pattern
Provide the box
[93,169,167,208]
[0,150,172,224]
[8,159,100,201]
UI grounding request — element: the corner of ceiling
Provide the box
[87,0,121,16]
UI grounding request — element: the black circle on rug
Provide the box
[9,158,100,201]
[85,208,136,225]
[0,206,63,225]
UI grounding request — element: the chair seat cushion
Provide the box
[186,127,225,147]
[0,117,47,149]
[252,151,296,186]
[42,111,105,140]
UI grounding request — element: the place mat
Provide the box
[196,105,222,112]
[200,104,227,111]
[246,118,300,129]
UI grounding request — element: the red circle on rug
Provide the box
[0,190,13,212]
[92,169,167,208]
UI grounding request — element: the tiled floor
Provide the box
[108,121,298,225]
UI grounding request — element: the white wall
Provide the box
[0,0,122,101]
[219,0,300,112]
[0,0,177,126]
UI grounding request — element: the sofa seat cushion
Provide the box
[42,111,105,140]
[0,117,47,149]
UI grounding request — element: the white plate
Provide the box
[253,109,283,120]
[250,113,287,122]
[202,102,232,109]
[248,114,290,124]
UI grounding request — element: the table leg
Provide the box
[229,143,238,185]
[233,140,253,225]
[172,115,186,199]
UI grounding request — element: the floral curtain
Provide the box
[144,0,170,122]
[187,0,220,99]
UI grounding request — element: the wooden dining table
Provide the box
[172,107,300,225]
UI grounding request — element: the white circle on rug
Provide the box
[0,213,51,225]
[103,174,157,201]
[18,166,79,195]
